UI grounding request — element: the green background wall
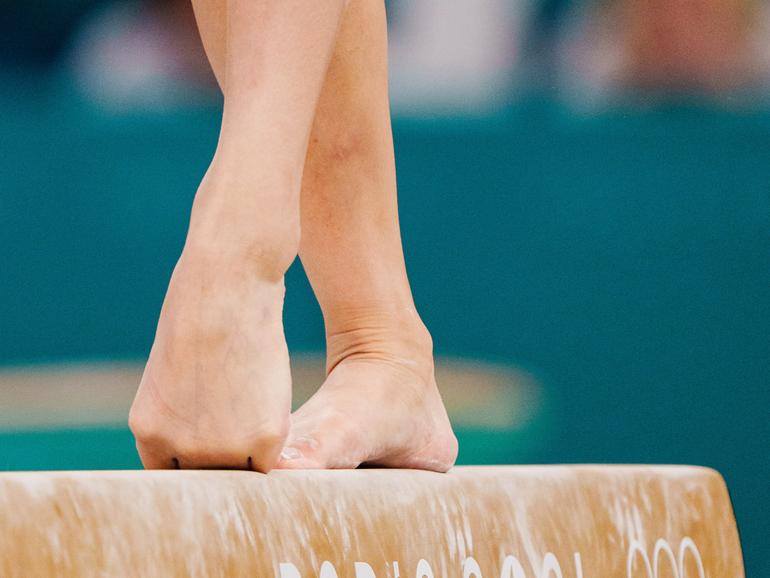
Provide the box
[1,80,768,574]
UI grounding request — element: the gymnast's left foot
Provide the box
[277,311,458,472]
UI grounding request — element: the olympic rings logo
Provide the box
[627,537,705,578]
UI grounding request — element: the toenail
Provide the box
[280,447,303,461]
[293,436,319,451]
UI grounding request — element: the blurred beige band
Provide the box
[0,356,542,432]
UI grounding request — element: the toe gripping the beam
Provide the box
[0,466,744,577]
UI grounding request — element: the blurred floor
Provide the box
[0,356,549,469]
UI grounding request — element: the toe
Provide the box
[276,450,324,469]
[133,419,288,472]
[135,439,177,470]
[276,435,328,469]
[276,419,368,470]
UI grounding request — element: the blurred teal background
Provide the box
[1,0,769,574]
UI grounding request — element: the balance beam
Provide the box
[0,466,744,577]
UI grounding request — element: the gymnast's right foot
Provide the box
[129,243,293,472]
[277,307,458,472]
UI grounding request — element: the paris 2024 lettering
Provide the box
[279,537,705,578]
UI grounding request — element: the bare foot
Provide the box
[277,310,458,471]
[129,250,292,472]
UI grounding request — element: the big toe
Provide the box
[276,440,326,469]
[276,435,342,470]
[277,414,365,470]
[176,431,287,472]
[132,416,288,472]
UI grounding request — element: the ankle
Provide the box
[324,303,435,375]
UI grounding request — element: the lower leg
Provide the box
[280,0,458,471]
[129,0,347,472]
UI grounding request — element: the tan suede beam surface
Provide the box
[0,466,744,577]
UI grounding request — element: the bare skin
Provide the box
[283,0,457,470]
[128,0,347,471]
[130,0,458,472]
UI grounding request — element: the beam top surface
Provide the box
[0,466,744,577]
